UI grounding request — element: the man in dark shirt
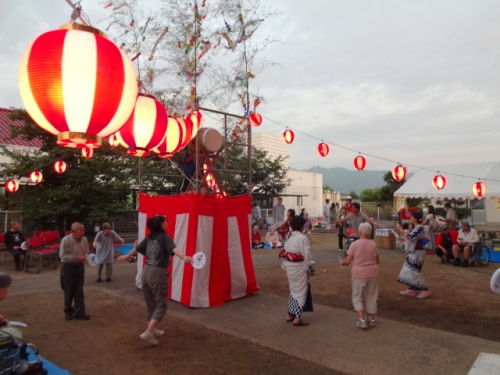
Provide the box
[4,221,26,271]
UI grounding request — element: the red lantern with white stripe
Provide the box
[18,23,138,148]
[354,155,367,171]
[432,175,447,190]
[472,181,487,197]
[82,146,94,159]
[5,180,19,193]
[283,129,294,144]
[54,161,67,174]
[317,142,329,157]
[392,165,406,182]
[30,171,43,184]
[249,112,262,126]
[115,94,168,157]
[177,116,193,150]
[152,117,184,159]
[186,110,203,138]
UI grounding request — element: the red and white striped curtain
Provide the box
[138,193,260,307]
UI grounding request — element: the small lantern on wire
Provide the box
[317,142,329,157]
[82,146,94,159]
[249,112,263,126]
[432,174,447,190]
[54,161,68,174]
[5,180,20,193]
[392,164,406,182]
[283,129,294,144]
[30,171,43,184]
[472,181,487,197]
[354,155,367,171]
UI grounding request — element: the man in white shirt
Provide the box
[323,199,331,229]
[452,221,479,267]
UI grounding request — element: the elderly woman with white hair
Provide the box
[341,223,380,330]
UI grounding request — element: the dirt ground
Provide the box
[2,231,500,374]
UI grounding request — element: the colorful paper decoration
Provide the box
[30,171,43,184]
[5,180,20,193]
[54,161,68,174]
[283,129,294,144]
[115,94,168,157]
[249,113,262,126]
[472,181,487,197]
[18,23,138,148]
[392,165,407,182]
[432,175,447,190]
[354,155,367,171]
[82,146,94,159]
[317,143,329,157]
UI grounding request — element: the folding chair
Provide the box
[24,236,58,273]
[41,231,60,251]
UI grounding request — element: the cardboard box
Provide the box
[375,229,395,249]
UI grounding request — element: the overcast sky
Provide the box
[1,0,499,175]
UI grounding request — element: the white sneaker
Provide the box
[356,318,368,330]
[153,328,164,337]
[368,317,376,327]
[139,331,158,345]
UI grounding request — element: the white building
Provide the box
[253,133,323,217]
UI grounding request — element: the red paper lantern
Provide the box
[30,171,43,184]
[317,143,329,157]
[108,133,119,148]
[354,155,367,171]
[472,181,487,197]
[283,130,294,144]
[82,146,94,159]
[392,165,407,182]
[432,175,447,190]
[116,94,168,157]
[186,110,203,138]
[5,180,19,193]
[54,161,67,174]
[177,116,193,150]
[18,23,138,148]
[249,113,262,126]
[152,117,184,159]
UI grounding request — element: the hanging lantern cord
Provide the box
[65,0,91,26]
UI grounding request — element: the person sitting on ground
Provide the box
[0,272,12,326]
[4,221,26,271]
[251,225,265,249]
[265,226,282,248]
[452,221,479,267]
[330,202,377,238]
[302,212,313,245]
[266,211,275,230]
[435,226,458,263]
[341,223,380,330]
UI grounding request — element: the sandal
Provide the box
[400,289,417,296]
[293,320,309,327]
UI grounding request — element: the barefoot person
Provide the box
[395,211,432,299]
[280,215,314,326]
[118,216,192,345]
[341,223,380,329]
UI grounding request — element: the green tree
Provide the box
[360,188,381,202]
[349,190,360,200]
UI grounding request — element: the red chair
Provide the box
[0,233,8,266]
[24,236,58,273]
[41,231,60,251]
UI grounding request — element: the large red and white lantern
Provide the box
[54,161,67,174]
[432,175,447,190]
[249,112,262,126]
[152,117,184,159]
[392,165,406,182]
[317,142,329,157]
[115,94,168,157]
[186,110,203,138]
[18,23,138,148]
[472,181,487,197]
[283,129,294,144]
[177,116,193,150]
[354,155,367,171]
[5,180,20,193]
[30,171,43,184]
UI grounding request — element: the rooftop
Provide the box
[0,107,43,148]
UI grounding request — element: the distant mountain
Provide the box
[303,166,387,194]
